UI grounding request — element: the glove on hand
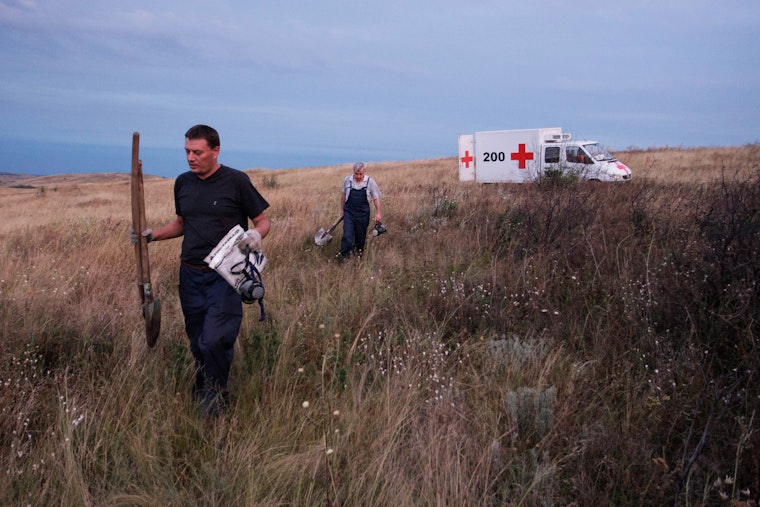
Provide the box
[129,226,154,246]
[238,229,262,252]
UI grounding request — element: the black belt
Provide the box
[181,261,214,272]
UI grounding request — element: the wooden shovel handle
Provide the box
[131,133,160,347]
[327,215,344,233]
[131,134,155,297]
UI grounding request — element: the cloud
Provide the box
[0,0,38,15]
[1,0,759,174]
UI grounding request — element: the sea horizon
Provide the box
[5,139,444,178]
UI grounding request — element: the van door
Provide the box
[565,145,597,179]
[542,145,561,175]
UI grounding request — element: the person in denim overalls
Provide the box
[340,162,382,258]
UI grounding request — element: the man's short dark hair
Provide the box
[185,125,220,149]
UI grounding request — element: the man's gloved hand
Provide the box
[129,226,154,246]
[237,229,262,252]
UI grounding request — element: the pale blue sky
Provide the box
[1,0,758,176]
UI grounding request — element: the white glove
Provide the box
[237,229,262,252]
[129,226,153,245]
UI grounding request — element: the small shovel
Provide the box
[314,216,343,246]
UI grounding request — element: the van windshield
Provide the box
[583,143,616,162]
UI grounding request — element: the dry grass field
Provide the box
[1,145,758,505]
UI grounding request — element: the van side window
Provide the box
[566,147,579,163]
[544,146,560,163]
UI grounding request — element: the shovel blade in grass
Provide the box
[314,216,343,246]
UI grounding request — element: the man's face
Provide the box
[185,137,220,179]
[353,166,365,181]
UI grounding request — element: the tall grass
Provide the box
[1,147,758,505]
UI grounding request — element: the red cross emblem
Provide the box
[460,150,474,168]
[511,144,534,169]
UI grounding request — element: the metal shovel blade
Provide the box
[315,228,333,246]
[143,298,161,348]
[314,216,343,246]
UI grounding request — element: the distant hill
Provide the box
[0,172,165,187]
[0,172,38,187]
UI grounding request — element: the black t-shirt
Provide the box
[174,165,269,264]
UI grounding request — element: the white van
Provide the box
[458,128,632,183]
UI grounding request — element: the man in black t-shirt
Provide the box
[138,124,270,417]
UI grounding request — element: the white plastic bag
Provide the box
[204,225,267,295]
